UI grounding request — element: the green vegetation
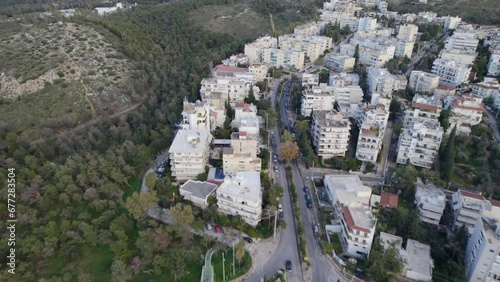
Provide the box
[472,39,491,82]
[440,125,456,181]
[286,166,309,264]
[295,119,319,167]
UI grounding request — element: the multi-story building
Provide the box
[179,180,219,209]
[300,84,336,116]
[221,53,249,67]
[451,190,493,233]
[408,71,440,94]
[278,35,333,62]
[417,12,437,23]
[301,73,319,88]
[403,95,442,126]
[232,103,260,135]
[356,0,376,7]
[216,172,262,226]
[444,16,461,30]
[439,50,476,66]
[248,64,269,82]
[169,130,213,181]
[397,24,418,42]
[329,72,360,87]
[396,120,443,169]
[325,54,356,72]
[487,48,500,76]
[200,76,257,106]
[213,64,249,77]
[434,84,457,100]
[181,99,211,131]
[357,17,377,32]
[324,174,372,211]
[431,58,471,87]
[472,78,500,99]
[355,104,389,163]
[350,32,397,58]
[294,22,320,36]
[465,217,500,282]
[261,48,305,70]
[310,110,351,158]
[445,94,485,135]
[414,178,446,225]
[399,240,434,281]
[395,40,414,58]
[334,85,364,117]
[339,204,377,259]
[444,32,478,55]
[340,44,391,67]
[375,0,388,13]
[223,132,261,175]
[244,36,278,64]
[320,11,358,31]
[367,67,407,97]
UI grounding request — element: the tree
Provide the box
[145,172,157,190]
[168,203,195,228]
[318,68,330,83]
[244,87,257,104]
[439,109,451,133]
[281,130,294,142]
[125,191,159,220]
[235,241,246,263]
[111,260,132,282]
[354,44,360,66]
[441,125,457,181]
[278,141,299,163]
[393,165,418,200]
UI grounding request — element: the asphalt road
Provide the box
[405,33,449,77]
[485,109,500,140]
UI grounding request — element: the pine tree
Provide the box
[442,125,457,181]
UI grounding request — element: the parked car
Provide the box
[214,224,221,233]
[285,260,292,272]
[274,167,279,173]
[313,224,319,234]
[279,211,284,219]
[278,204,283,213]
[303,186,309,193]
[243,236,253,244]
[205,222,212,231]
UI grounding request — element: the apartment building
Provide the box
[334,85,364,117]
[200,76,256,106]
[232,103,260,135]
[395,40,414,58]
[397,24,419,42]
[355,104,389,163]
[311,110,351,158]
[340,44,391,67]
[300,84,336,116]
[221,54,249,67]
[451,190,492,233]
[375,0,388,13]
[396,120,443,169]
[431,58,471,87]
[439,51,476,66]
[248,64,269,82]
[261,48,305,70]
[446,95,485,135]
[434,84,457,100]
[465,217,500,282]
[403,95,442,126]
[301,73,320,88]
[169,130,213,181]
[350,33,397,58]
[223,132,261,175]
[472,78,500,98]
[414,178,446,225]
[324,174,372,211]
[357,17,377,32]
[444,32,479,54]
[244,36,278,64]
[294,22,320,36]
[417,12,437,23]
[320,11,359,32]
[409,71,440,93]
[181,99,211,131]
[278,35,333,62]
[216,172,262,226]
[329,72,360,87]
[367,67,407,97]
[325,54,356,72]
[356,0,376,7]
[487,48,500,76]
[339,204,377,259]
[444,16,461,30]
[400,240,434,281]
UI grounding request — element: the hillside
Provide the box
[387,0,500,25]
[0,20,137,140]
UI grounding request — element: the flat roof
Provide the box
[217,172,262,203]
[380,232,402,251]
[180,180,218,200]
[342,205,375,233]
[169,130,211,154]
[324,175,372,205]
[402,239,433,277]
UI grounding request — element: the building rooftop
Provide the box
[214,64,248,73]
[169,130,211,154]
[401,239,433,278]
[180,180,218,200]
[482,217,500,245]
[217,171,262,203]
[324,175,372,205]
[313,110,350,127]
[380,191,399,209]
[415,178,446,207]
[435,85,456,91]
[380,232,403,251]
[342,205,376,233]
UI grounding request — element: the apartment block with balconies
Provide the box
[261,48,305,70]
[396,120,443,169]
[181,98,211,131]
[431,58,471,87]
[408,71,440,94]
[403,95,442,126]
[300,84,336,116]
[325,54,356,72]
[414,178,446,225]
[169,130,213,181]
[278,35,333,62]
[339,204,377,259]
[465,217,500,282]
[367,67,407,98]
[244,36,278,64]
[311,110,351,158]
[223,132,261,176]
[451,190,491,233]
[445,94,485,135]
[355,104,389,163]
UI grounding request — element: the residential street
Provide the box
[405,33,449,77]
[485,109,500,140]
[377,120,394,176]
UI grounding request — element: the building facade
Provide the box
[311,110,351,158]
[414,178,446,225]
[244,36,278,64]
[431,58,471,87]
[408,71,440,94]
[396,120,443,169]
[325,54,356,72]
[465,217,500,282]
[169,130,213,181]
[261,48,305,69]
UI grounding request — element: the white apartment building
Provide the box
[335,85,364,117]
[200,76,257,106]
[414,178,446,225]
[261,48,305,70]
[294,22,320,36]
[329,72,360,87]
[409,71,440,93]
[325,54,356,72]
[376,0,388,13]
[244,36,278,64]
[444,32,479,55]
[181,99,211,131]
[465,217,500,282]
[324,174,372,212]
[350,33,397,58]
[396,120,443,169]
[216,172,262,226]
[223,132,261,176]
[355,104,389,163]
[397,24,419,42]
[278,35,333,62]
[357,17,377,32]
[339,204,377,259]
[213,64,249,78]
[403,95,442,126]
[446,95,485,135]
[169,130,213,181]
[434,84,457,100]
[431,58,471,87]
[248,64,269,82]
[340,44,391,67]
[472,78,500,100]
[367,67,407,97]
[417,12,437,23]
[301,73,320,88]
[320,11,359,32]
[310,110,351,158]
[487,48,500,76]
[231,103,260,135]
[395,40,414,58]
[221,54,249,67]
[439,50,476,66]
[300,84,336,116]
[400,240,434,281]
[451,190,494,233]
[356,0,376,7]
[444,16,461,30]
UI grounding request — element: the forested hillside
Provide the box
[0,0,248,280]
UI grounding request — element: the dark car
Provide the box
[243,236,253,244]
[285,260,292,272]
[279,211,284,219]
[303,186,309,193]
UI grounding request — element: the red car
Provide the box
[214,224,221,233]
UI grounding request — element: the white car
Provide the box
[278,204,283,213]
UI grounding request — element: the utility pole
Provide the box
[222,252,226,282]
[273,201,278,239]
[232,242,235,276]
